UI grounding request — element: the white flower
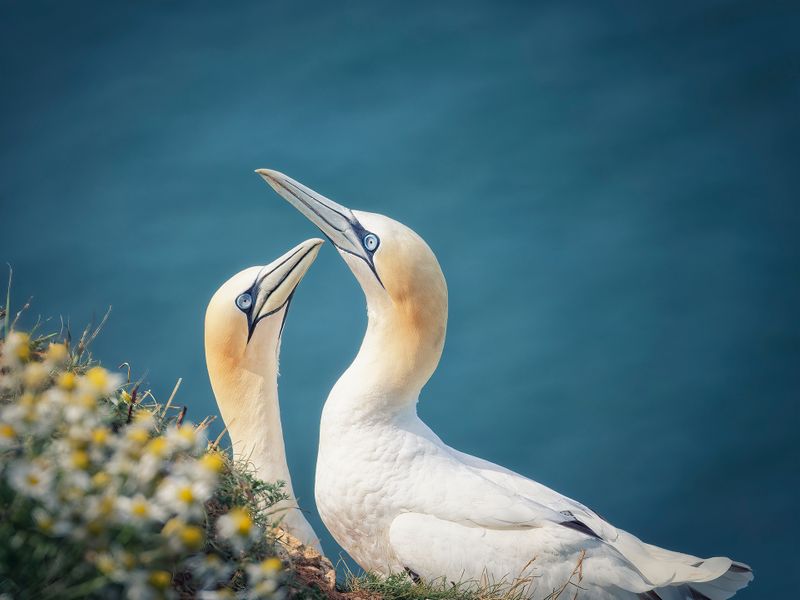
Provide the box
[83,492,119,527]
[172,454,222,488]
[0,420,19,449]
[186,553,234,589]
[32,390,66,434]
[117,493,166,524]
[156,476,213,518]
[0,371,20,393]
[124,569,175,600]
[161,517,205,552]
[165,424,205,454]
[22,362,49,391]
[93,545,138,582]
[245,557,283,586]
[43,342,70,368]
[78,366,123,398]
[216,507,260,552]
[8,459,54,500]
[0,404,26,431]
[1,331,31,367]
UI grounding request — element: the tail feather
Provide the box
[608,528,753,599]
[683,563,754,600]
[637,563,754,600]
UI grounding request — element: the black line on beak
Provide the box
[244,243,318,343]
[279,181,384,287]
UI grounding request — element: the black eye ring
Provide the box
[236,292,253,311]
[363,233,379,252]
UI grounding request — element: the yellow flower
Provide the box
[0,423,16,440]
[130,498,149,517]
[231,507,253,536]
[120,551,136,569]
[95,553,115,575]
[179,524,204,550]
[57,372,77,391]
[177,485,194,504]
[200,452,225,473]
[101,496,115,515]
[148,570,172,590]
[14,332,31,361]
[261,557,282,573]
[76,393,97,409]
[85,366,109,390]
[134,409,154,424]
[162,517,182,536]
[120,390,132,403]
[19,392,36,407]
[71,450,90,470]
[91,471,111,488]
[127,428,150,445]
[46,343,69,365]
[87,520,105,535]
[91,427,110,446]
[145,437,169,457]
[176,426,196,444]
[35,513,54,534]
[22,363,49,390]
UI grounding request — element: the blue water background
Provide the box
[2,2,798,596]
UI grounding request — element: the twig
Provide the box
[3,264,12,336]
[161,378,182,417]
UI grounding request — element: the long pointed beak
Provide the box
[247,237,323,340]
[256,169,370,260]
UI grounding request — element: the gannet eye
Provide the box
[363,233,379,252]
[235,292,253,311]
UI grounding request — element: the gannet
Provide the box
[257,170,754,600]
[205,238,324,552]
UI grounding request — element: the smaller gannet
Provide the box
[205,238,324,552]
[257,170,753,600]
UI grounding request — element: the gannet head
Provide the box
[257,169,447,396]
[205,238,324,378]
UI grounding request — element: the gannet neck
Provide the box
[332,247,448,414]
[207,340,291,490]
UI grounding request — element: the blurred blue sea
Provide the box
[1,1,798,596]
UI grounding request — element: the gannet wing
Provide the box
[407,423,752,596]
[446,446,620,541]
[404,444,605,537]
[388,512,653,599]
[445,447,753,596]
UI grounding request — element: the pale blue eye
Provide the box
[363,233,379,252]
[236,292,253,311]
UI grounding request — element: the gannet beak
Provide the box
[246,237,324,341]
[256,169,382,285]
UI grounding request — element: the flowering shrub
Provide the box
[0,327,305,600]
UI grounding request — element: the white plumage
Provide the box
[259,169,753,599]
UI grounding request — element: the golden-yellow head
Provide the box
[257,170,447,391]
[204,238,323,378]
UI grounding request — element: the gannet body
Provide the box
[205,238,324,552]
[258,170,753,599]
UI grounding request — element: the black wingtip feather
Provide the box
[559,519,602,540]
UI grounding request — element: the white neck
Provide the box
[327,292,445,425]
[222,364,294,492]
[207,340,322,551]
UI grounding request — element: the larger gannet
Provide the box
[205,238,324,552]
[257,170,753,600]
